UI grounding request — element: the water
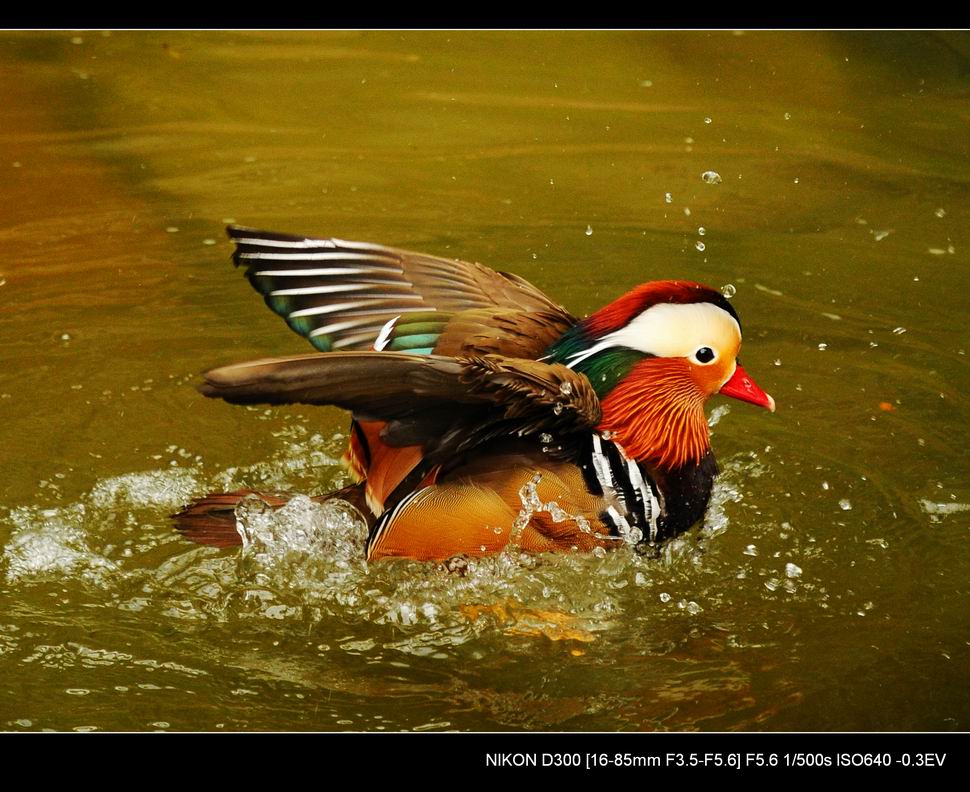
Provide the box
[1,30,969,732]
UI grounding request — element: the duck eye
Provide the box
[695,347,716,364]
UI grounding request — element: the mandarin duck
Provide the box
[175,225,775,560]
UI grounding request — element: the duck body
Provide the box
[175,226,774,560]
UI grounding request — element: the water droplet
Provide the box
[892,327,906,335]
[71,36,84,45]
[60,332,72,342]
[703,117,712,124]
[683,207,691,216]
[659,592,671,603]
[784,112,791,120]
[639,79,653,87]
[553,402,564,415]
[935,207,946,218]
[697,227,706,236]
[558,381,572,396]
[793,177,800,184]
[664,192,672,204]
[531,252,537,259]
[694,241,706,252]
[720,284,736,298]
[871,229,891,241]
[539,432,553,444]
[202,238,217,246]
[492,526,503,534]
[585,225,593,236]
[685,601,703,615]
[592,546,607,559]
[785,562,802,578]
[928,248,946,255]
[818,343,827,351]
[701,170,722,184]
[479,545,486,553]
[821,481,830,491]
[839,499,852,511]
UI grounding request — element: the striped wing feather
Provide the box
[227,225,574,356]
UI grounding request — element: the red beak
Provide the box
[719,364,775,412]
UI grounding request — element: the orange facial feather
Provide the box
[597,357,710,469]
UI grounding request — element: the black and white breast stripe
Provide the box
[587,433,662,543]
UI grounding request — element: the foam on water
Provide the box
[4,503,118,584]
[90,469,201,510]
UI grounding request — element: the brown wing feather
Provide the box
[431,308,573,359]
[199,352,601,456]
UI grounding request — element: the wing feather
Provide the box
[227,225,574,354]
[199,351,600,458]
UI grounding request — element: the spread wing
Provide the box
[199,351,600,462]
[226,225,576,358]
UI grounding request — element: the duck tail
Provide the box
[172,484,370,548]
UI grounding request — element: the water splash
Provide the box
[4,503,118,585]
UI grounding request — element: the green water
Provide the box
[1,30,968,732]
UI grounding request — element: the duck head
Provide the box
[545,281,774,469]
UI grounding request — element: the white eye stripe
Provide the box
[603,302,740,360]
[565,302,741,369]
